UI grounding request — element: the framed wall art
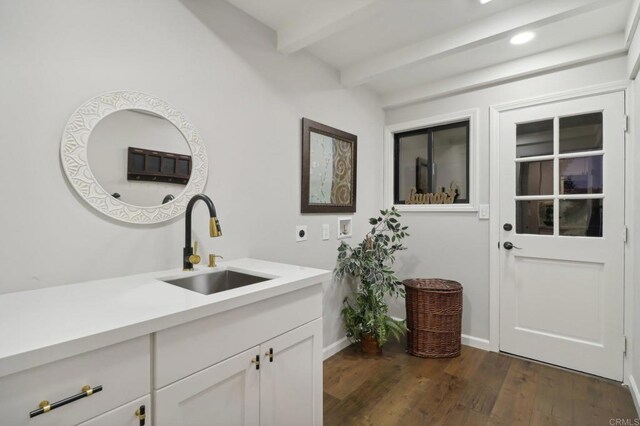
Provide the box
[301,118,357,213]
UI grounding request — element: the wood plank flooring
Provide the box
[323,338,638,425]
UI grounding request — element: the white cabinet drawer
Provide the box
[155,284,322,388]
[0,336,150,426]
[78,395,150,426]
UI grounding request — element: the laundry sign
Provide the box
[406,187,458,204]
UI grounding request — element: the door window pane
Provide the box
[516,120,553,158]
[516,200,554,235]
[559,112,602,154]
[559,155,603,194]
[559,199,603,237]
[516,160,553,196]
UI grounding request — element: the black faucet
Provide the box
[183,194,222,271]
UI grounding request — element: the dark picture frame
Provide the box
[301,118,357,213]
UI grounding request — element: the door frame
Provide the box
[488,79,632,381]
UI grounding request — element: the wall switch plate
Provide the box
[478,204,490,220]
[296,225,308,242]
[322,224,330,240]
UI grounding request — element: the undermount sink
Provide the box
[163,270,271,295]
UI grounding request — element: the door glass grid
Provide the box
[515,113,603,237]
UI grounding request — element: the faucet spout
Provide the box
[184,194,222,271]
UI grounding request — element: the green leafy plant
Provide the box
[335,207,409,347]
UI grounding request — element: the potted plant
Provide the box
[335,207,409,353]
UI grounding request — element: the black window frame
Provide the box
[393,120,470,204]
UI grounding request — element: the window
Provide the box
[384,110,477,212]
[394,120,470,205]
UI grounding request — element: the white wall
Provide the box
[385,56,628,341]
[0,1,384,350]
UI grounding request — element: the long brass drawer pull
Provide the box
[29,385,103,418]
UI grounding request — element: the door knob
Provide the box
[503,241,521,250]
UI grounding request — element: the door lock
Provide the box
[503,223,513,231]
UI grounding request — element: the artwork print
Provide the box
[308,131,353,205]
[302,118,357,213]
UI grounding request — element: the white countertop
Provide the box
[0,258,331,378]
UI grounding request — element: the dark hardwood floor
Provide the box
[323,338,638,425]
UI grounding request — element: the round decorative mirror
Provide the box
[61,91,208,224]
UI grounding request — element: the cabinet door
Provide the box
[260,318,323,426]
[155,346,260,426]
[78,395,150,426]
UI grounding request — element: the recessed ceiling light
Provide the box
[510,31,535,45]
[479,0,494,4]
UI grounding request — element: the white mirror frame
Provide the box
[61,91,208,224]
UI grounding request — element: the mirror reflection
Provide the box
[88,110,191,207]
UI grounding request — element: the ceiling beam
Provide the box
[277,0,389,54]
[625,0,640,47]
[381,33,625,109]
[625,0,640,78]
[341,0,623,87]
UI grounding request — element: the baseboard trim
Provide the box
[628,375,640,418]
[323,333,491,360]
[323,336,350,360]
[461,334,491,351]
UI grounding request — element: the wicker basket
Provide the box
[403,278,463,358]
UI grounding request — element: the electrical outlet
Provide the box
[296,225,308,242]
[322,224,330,240]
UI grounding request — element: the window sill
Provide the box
[393,204,478,213]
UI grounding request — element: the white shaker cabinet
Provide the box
[152,283,323,425]
[260,318,323,426]
[155,347,260,426]
[0,260,329,426]
[156,318,322,426]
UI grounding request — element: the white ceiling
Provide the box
[224,0,634,108]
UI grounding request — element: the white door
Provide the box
[260,318,323,426]
[155,346,260,426]
[498,92,625,380]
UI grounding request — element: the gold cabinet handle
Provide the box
[29,385,103,418]
[265,347,274,362]
[135,404,147,425]
[251,355,260,370]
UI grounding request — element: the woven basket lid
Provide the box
[403,278,462,291]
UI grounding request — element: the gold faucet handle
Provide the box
[189,241,201,265]
[208,254,224,268]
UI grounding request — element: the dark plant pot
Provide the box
[361,333,382,354]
